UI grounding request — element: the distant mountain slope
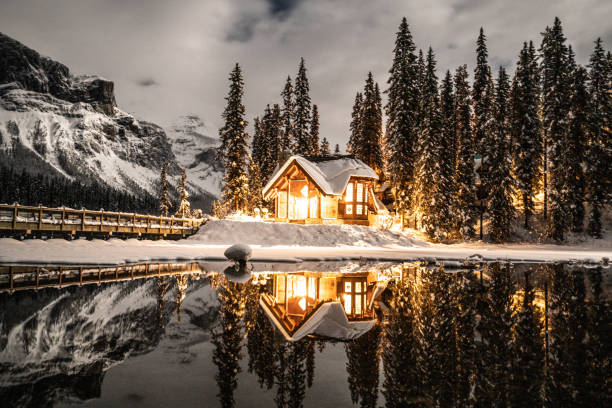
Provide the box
[166,115,223,199]
[0,33,219,210]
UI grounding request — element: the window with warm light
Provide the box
[356,183,363,201]
[356,204,363,215]
[345,183,353,202]
[346,205,353,215]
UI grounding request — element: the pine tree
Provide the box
[320,137,330,155]
[454,65,476,239]
[293,58,313,156]
[348,92,363,154]
[512,41,542,230]
[280,76,294,153]
[310,104,320,155]
[257,104,282,183]
[566,63,589,232]
[248,156,263,212]
[355,73,384,176]
[510,270,544,408]
[472,28,496,238]
[334,143,340,154]
[252,116,264,173]
[487,67,515,242]
[159,162,172,216]
[385,17,420,220]
[219,63,250,212]
[175,167,192,217]
[415,48,447,240]
[586,38,612,238]
[440,70,458,235]
[540,18,571,240]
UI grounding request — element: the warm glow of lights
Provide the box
[345,183,353,202]
[300,184,308,197]
[295,276,307,297]
[298,297,306,310]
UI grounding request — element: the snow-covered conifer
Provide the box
[334,143,340,154]
[247,156,263,212]
[320,137,330,155]
[175,167,191,218]
[159,162,172,216]
[310,104,320,155]
[293,58,313,156]
[280,76,294,153]
[347,92,363,154]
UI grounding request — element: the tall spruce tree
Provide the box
[175,167,191,217]
[440,70,458,234]
[310,104,320,155]
[252,116,264,172]
[347,92,363,154]
[259,104,282,183]
[540,18,571,240]
[416,48,448,240]
[454,65,477,239]
[385,17,420,221]
[334,143,340,154]
[320,137,330,155]
[280,76,294,153]
[566,63,589,232]
[487,67,515,242]
[512,41,542,230]
[355,73,384,176]
[472,28,496,238]
[586,38,612,238]
[219,63,250,212]
[293,58,313,156]
[248,156,263,211]
[159,162,172,216]
[510,270,544,408]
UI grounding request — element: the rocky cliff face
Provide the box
[0,33,185,199]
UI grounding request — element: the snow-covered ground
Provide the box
[0,219,610,266]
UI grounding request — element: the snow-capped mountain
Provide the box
[166,115,223,203]
[0,276,217,407]
[0,33,221,208]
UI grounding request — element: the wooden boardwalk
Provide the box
[0,203,205,240]
[0,262,206,293]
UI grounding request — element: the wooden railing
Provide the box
[0,203,205,239]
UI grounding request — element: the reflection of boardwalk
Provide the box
[0,262,204,293]
[0,203,205,240]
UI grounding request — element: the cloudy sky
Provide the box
[1,0,611,148]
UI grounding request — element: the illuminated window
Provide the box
[344,282,352,292]
[345,183,353,202]
[346,205,353,215]
[355,282,362,293]
[356,183,363,201]
[356,205,363,215]
[365,187,369,203]
[344,293,352,313]
[355,295,362,315]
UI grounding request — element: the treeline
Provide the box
[0,165,158,213]
[366,17,610,242]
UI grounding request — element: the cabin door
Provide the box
[341,278,367,317]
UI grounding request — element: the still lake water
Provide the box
[0,261,609,408]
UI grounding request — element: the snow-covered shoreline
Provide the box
[0,220,610,266]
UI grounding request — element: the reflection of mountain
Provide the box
[0,275,216,407]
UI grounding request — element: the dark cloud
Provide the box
[266,0,301,17]
[136,77,158,87]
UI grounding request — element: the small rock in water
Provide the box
[224,244,252,262]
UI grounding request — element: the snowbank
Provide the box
[189,219,426,247]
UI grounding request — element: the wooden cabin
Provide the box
[262,155,387,226]
[258,271,384,341]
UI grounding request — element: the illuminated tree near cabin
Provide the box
[159,162,172,216]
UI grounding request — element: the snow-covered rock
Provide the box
[224,243,253,261]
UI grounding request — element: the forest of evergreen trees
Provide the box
[0,164,158,214]
[216,16,610,242]
[205,264,609,408]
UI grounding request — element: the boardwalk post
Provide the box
[171,216,174,234]
[117,212,121,234]
[81,208,85,230]
[100,209,104,232]
[147,215,150,234]
[12,203,18,230]
[38,204,43,230]
[61,207,66,230]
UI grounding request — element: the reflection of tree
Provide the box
[175,274,189,322]
[247,303,277,390]
[546,264,587,406]
[454,270,478,407]
[286,340,308,408]
[210,274,248,408]
[475,263,515,406]
[306,339,315,388]
[381,277,424,407]
[510,269,544,407]
[585,267,611,406]
[416,267,458,407]
[346,323,381,408]
[156,276,170,329]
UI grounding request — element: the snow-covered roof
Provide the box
[262,155,378,197]
[260,298,377,341]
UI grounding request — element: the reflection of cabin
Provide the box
[262,155,387,226]
[259,272,383,341]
